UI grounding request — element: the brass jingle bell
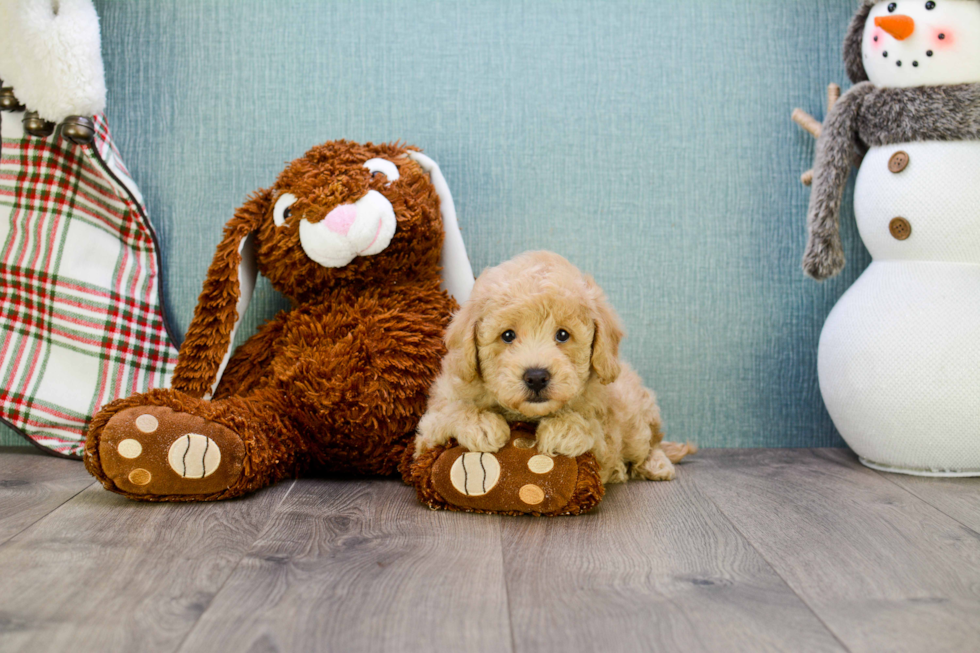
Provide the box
[0,87,26,112]
[23,111,56,137]
[60,115,96,145]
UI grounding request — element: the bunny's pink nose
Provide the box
[323,204,357,235]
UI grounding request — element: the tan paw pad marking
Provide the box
[129,468,152,486]
[168,433,221,479]
[449,452,500,496]
[135,414,159,433]
[527,454,554,474]
[513,438,536,449]
[519,484,545,505]
[117,439,142,459]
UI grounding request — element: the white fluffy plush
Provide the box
[2,0,106,121]
[0,2,18,83]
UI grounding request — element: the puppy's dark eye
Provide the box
[283,207,292,220]
[888,2,897,12]
[501,330,516,343]
[555,329,570,343]
[925,1,935,9]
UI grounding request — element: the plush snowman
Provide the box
[803,0,980,475]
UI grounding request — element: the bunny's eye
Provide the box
[364,158,400,186]
[273,193,297,227]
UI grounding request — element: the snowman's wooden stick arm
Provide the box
[827,83,841,112]
[793,84,842,186]
[792,109,822,138]
[802,82,875,281]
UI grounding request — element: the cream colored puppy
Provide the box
[416,251,694,483]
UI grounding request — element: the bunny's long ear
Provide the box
[171,189,270,399]
[407,151,475,303]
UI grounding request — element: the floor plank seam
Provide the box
[868,469,980,538]
[819,448,980,537]
[0,479,96,550]
[687,459,855,653]
[497,519,518,653]
[170,479,299,653]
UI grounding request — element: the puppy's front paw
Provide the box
[536,415,597,458]
[455,412,511,453]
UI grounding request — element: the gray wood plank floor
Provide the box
[1,446,977,653]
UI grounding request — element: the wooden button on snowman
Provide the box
[800,0,980,475]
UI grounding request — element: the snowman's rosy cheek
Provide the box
[871,28,885,49]
[931,27,954,48]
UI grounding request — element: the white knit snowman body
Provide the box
[817,0,980,474]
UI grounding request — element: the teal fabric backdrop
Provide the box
[1,0,872,449]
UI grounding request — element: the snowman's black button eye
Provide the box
[925,1,935,9]
[888,2,897,12]
[927,50,934,56]
[501,330,516,343]
[938,33,945,39]
[555,329,570,343]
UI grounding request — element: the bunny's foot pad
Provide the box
[97,406,245,497]
[402,423,604,516]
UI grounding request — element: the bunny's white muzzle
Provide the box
[299,190,397,268]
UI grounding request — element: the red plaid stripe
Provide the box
[0,112,178,457]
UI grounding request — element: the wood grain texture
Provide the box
[0,480,293,653]
[501,467,844,653]
[692,449,980,653]
[868,458,980,534]
[5,449,979,652]
[176,478,511,653]
[0,448,93,546]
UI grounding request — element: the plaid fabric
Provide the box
[0,112,179,458]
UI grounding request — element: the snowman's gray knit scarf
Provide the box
[802,82,980,280]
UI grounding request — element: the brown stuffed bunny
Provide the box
[84,140,471,501]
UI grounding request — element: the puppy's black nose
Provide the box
[523,368,551,393]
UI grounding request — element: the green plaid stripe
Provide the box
[0,112,179,457]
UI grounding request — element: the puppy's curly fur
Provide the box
[416,251,694,484]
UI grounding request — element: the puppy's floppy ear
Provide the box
[171,188,272,398]
[588,277,624,385]
[443,295,484,384]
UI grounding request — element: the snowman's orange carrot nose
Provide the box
[875,15,915,40]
